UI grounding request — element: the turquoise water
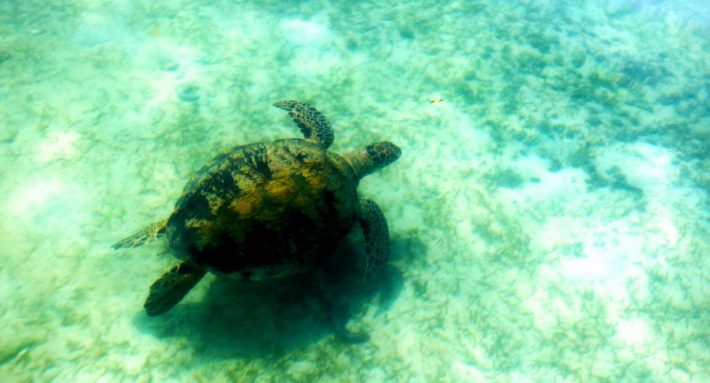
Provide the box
[1,0,708,381]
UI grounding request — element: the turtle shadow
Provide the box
[132,234,405,359]
[389,232,428,265]
[373,234,425,313]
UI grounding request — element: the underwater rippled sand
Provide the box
[1,0,708,381]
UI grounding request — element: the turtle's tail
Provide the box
[112,219,167,249]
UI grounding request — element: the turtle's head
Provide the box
[366,141,401,169]
[345,141,401,180]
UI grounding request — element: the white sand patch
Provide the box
[280,19,332,46]
[452,360,488,382]
[496,156,588,213]
[559,239,634,284]
[535,217,645,292]
[594,142,677,197]
[644,203,680,248]
[138,70,181,108]
[279,18,343,76]
[614,317,652,346]
[36,130,81,163]
[70,10,134,48]
[289,50,342,76]
[131,41,206,109]
[6,178,90,237]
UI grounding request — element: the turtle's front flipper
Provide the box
[112,219,167,249]
[357,199,391,287]
[144,262,206,316]
[273,100,334,149]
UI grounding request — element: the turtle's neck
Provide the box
[342,148,374,181]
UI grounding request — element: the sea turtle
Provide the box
[113,100,401,341]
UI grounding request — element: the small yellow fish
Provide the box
[430,98,444,104]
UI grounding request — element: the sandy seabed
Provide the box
[0,0,708,381]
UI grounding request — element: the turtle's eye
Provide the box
[366,141,401,167]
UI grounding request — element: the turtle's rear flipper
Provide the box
[324,294,370,344]
[144,262,206,316]
[357,199,390,288]
[334,322,369,344]
[112,219,167,249]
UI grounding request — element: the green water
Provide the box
[1,0,708,381]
